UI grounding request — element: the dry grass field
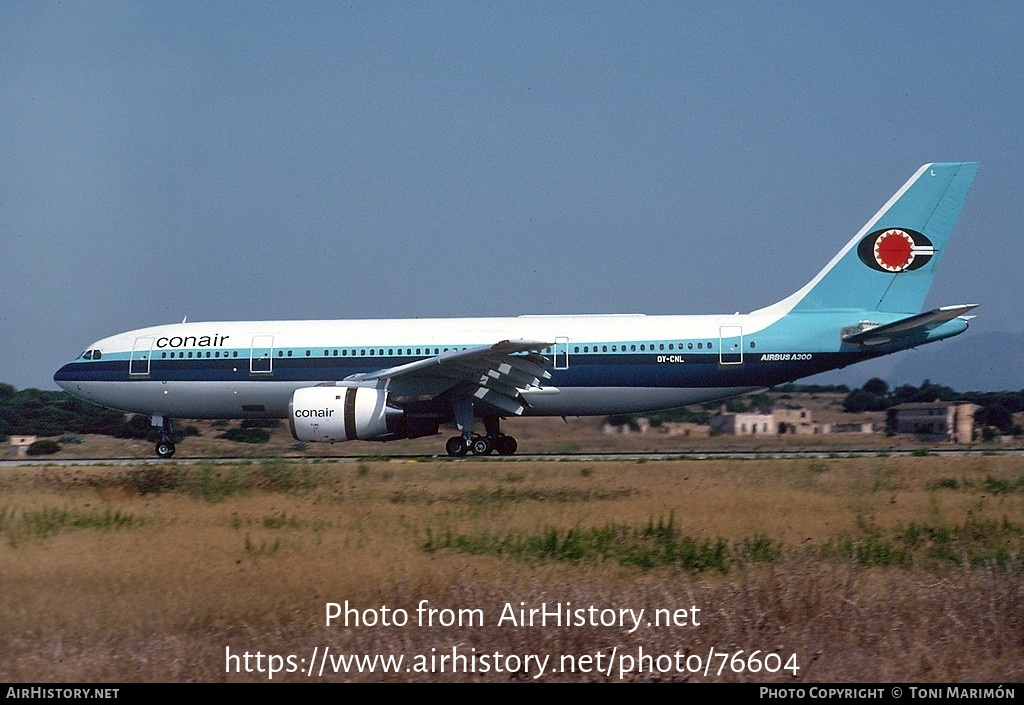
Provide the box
[25,405,1024,462]
[1,453,1022,683]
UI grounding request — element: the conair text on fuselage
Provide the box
[155,334,231,348]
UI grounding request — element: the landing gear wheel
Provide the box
[471,436,494,456]
[155,440,176,459]
[445,436,469,457]
[494,435,518,456]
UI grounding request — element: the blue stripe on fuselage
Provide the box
[54,350,875,390]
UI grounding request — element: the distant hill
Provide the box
[804,331,1024,393]
[889,331,1024,392]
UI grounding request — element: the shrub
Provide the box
[26,439,61,455]
[241,419,282,429]
[217,427,271,444]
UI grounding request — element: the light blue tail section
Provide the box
[774,162,978,315]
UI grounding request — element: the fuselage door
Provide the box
[250,335,274,374]
[129,337,155,376]
[554,337,570,370]
[719,326,743,365]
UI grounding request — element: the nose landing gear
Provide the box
[155,439,176,459]
[152,416,176,459]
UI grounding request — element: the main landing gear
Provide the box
[152,416,176,459]
[445,433,518,457]
[445,414,518,457]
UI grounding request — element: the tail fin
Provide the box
[760,162,979,315]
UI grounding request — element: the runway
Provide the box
[4,448,1022,467]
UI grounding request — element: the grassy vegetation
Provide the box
[122,460,328,499]
[0,505,145,544]
[925,474,1024,494]
[823,516,1023,570]
[424,512,1022,574]
[0,455,1021,682]
[423,515,786,571]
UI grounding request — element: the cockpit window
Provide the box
[83,350,93,360]
[92,350,102,360]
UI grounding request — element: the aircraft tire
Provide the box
[445,436,468,457]
[495,435,518,456]
[471,436,493,455]
[155,440,176,459]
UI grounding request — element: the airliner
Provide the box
[55,162,979,458]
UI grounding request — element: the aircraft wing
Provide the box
[343,339,553,415]
[842,304,979,347]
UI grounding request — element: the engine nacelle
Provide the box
[289,386,402,442]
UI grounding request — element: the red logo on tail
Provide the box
[857,229,933,272]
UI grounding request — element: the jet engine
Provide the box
[289,386,402,442]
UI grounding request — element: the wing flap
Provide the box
[471,386,526,416]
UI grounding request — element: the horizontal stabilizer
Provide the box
[842,304,979,347]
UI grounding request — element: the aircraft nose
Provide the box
[53,363,76,392]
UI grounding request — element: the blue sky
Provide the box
[2,2,1022,391]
